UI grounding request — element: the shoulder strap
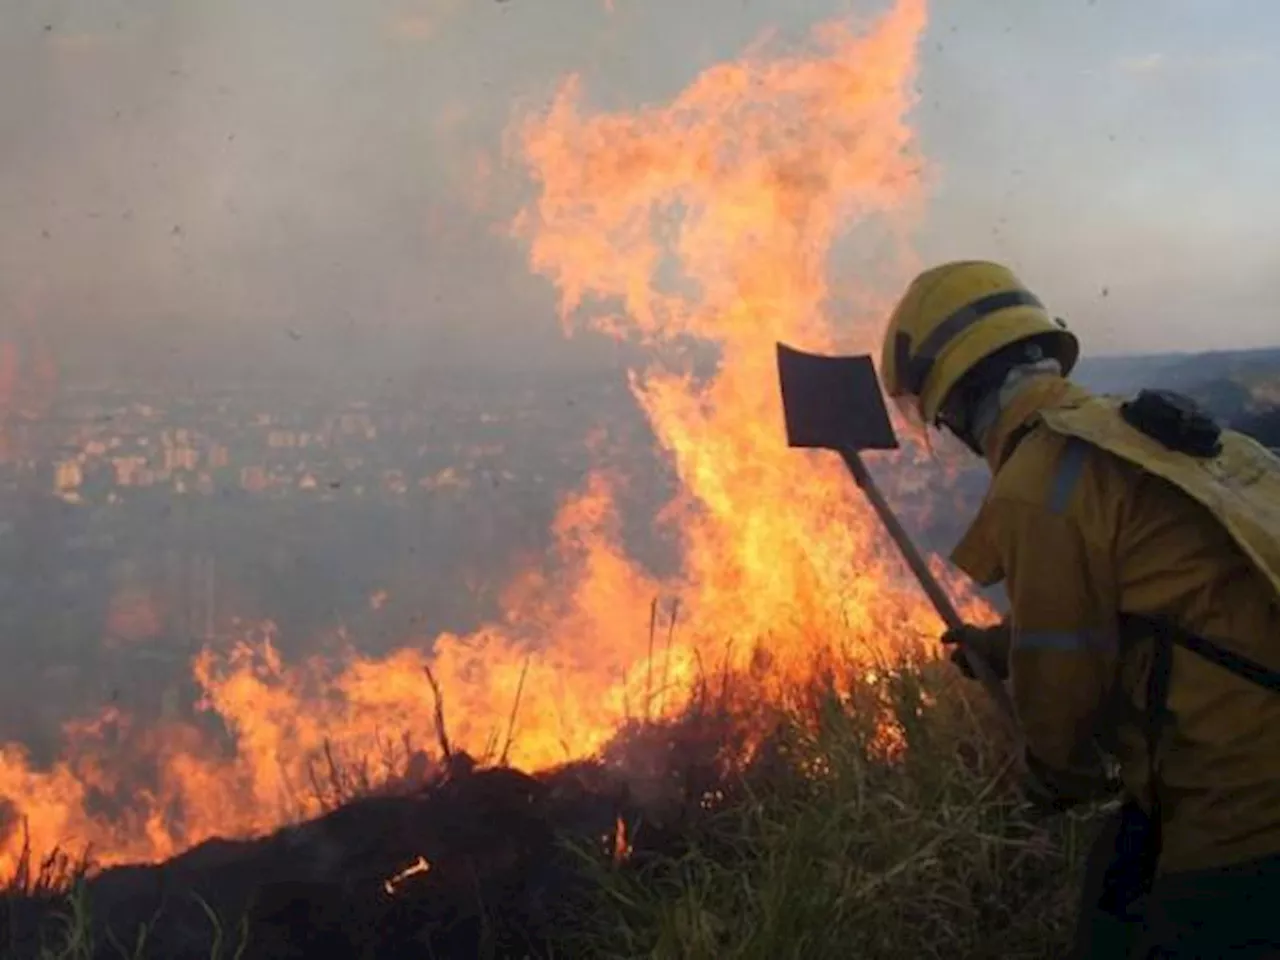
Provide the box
[1115,612,1280,849]
[1120,613,1280,696]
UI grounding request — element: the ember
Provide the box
[611,814,631,864]
[383,854,432,895]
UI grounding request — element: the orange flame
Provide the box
[509,0,943,697]
[0,0,995,880]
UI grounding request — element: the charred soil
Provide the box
[1,749,708,959]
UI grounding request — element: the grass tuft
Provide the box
[556,660,1101,960]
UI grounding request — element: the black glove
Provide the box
[940,621,1011,682]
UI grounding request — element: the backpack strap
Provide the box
[1118,612,1280,859]
[1119,614,1280,698]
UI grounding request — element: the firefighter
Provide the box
[878,260,1280,959]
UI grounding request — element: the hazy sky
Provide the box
[2,0,1277,383]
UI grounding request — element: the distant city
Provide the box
[6,375,629,505]
[0,356,675,760]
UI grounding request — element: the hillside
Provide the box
[1076,347,1280,431]
[1075,346,1280,397]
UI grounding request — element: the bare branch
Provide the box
[423,665,453,762]
[500,653,532,767]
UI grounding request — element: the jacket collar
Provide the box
[979,376,1094,471]
[948,376,1095,586]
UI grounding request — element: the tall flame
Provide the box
[0,0,978,880]
[510,0,935,697]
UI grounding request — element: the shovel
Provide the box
[776,342,1017,722]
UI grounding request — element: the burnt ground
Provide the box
[2,761,639,959]
[0,714,750,960]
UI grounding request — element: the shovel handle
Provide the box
[838,449,1018,722]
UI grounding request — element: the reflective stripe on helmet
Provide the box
[894,289,1045,397]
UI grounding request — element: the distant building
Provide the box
[54,458,83,496]
[240,465,269,493]
[163,445,199,472]
[112,455,148,487]
[382,470,408,496]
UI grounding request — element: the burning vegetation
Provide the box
[0,3,1097,957]
[1,0,955,879]
[2,667,1090,958]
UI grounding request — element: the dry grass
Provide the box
[556,660,1103,960]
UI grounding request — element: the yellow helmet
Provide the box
[880,260,1079,425]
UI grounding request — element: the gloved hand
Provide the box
[940,621,1011,682]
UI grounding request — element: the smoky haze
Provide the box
[2,0,1279,383]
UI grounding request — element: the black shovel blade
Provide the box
[777,342,899,452]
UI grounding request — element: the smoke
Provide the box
[0,0,559,379]
[4,0,1278,378]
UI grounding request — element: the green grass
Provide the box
[3,654,1104,959]
[556,661,1103,960]
[5,885,248,960]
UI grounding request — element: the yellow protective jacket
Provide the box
[951,376,1280,875]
